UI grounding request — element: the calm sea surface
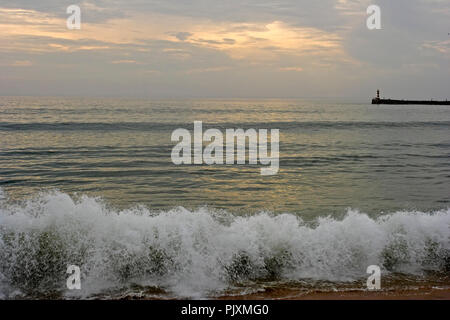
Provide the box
[1,97,449,215]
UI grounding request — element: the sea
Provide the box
[0,96,449,299]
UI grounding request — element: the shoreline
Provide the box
[218,287,450,300]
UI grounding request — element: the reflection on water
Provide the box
[0,97,449,217]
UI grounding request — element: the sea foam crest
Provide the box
[0,189,449,298]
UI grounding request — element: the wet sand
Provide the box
[219,287,450,300]
[117,275,450,300]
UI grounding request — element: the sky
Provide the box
[0,0,449,99]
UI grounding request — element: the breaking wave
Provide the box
[0,189,449,299]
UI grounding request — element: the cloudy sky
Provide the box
[0,0,448,99]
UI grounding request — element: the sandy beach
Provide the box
[220,287,450,300]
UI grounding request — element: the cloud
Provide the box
[279,67,303,72]
[173,32,192,41]
[186,66,230,74]
[5,60,33,67]
[423,40,450,56]
[111,59,138,64]
[0,7,346,63]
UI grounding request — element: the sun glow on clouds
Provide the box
[0,8,77,42]
[176,20,344,62]
[0,7,345,62]
[279,67,304,72]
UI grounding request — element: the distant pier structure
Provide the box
[372,90,450,105]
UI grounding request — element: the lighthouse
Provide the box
[372,90,381,104]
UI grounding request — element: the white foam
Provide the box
[0,190,448,298]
